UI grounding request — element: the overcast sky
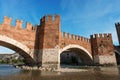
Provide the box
[0,0,120,53]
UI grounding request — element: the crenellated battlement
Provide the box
[16,19,23,29]
[61,32,90,43]
[40,15,60,24]
[3,16,12,25]
[26,22,33,31]
[1,16,36,31]
[90,33,112,39]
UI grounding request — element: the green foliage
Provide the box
[0,58,25,65]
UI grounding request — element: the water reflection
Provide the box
[0,65,120,80]
[0,64,21,76]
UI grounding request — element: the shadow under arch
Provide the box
[114,50,120,65]
[0,35,35,65]
[59,44,93,66]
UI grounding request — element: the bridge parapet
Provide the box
[1,16,37,31]
[61,32,90,43]
[40,15,60,24]
[16,19,22,29]
[0,16,38,49]
[90,33,112,39]
[3,16,12,26]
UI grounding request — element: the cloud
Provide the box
[60,0,120,20]
[60,0,120,44]
[0,0,41,26]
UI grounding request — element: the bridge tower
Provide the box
[90,34,117,66]
[36,15,60,69]
[115,22,120,45]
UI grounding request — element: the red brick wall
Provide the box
[0,16,36,49]
[60,32,92,54]
[90,34,114,56]
[38,15,60,49]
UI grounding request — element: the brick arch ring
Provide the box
[0,35,30,57]
[59,44,93,60]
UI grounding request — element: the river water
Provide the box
[0,64,120,80]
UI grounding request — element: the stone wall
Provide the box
[41,49,59,69]
[94,55,117,65]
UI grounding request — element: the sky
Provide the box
[0,0,120,53]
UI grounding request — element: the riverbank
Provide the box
[1,64,120,80]
[14,64,120,72]
[56,68,88,72]
[14,65,90,72]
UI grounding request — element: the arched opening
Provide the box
[60,45,93,68]
[0,35,35,66]
[0,46,25,64]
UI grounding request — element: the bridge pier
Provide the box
[35,15,60,70]
[42,49,59,70]
[37,49,60,70]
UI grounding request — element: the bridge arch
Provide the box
[59,44,93,65]
[0,35,35,65]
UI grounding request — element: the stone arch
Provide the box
[59,44,93,65]
[60,44,92,59]
[0,35,35,65]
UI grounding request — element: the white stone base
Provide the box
[94,54,117,66]
[37,49,60,70]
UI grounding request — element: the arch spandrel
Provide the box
[0,35,35,65]
[0,35,30,53]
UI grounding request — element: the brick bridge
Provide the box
[0,15,118,69]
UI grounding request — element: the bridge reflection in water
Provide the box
[0,64,120,80]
